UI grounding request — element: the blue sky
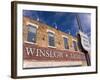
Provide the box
[23,10,91,37]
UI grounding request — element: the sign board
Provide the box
[79,30,90,52]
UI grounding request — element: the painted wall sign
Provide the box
[23,43,86,61]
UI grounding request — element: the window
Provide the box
[48,32,55,47]
[73,40,78,51]
[63,37,69,49]
[27,25,37,43]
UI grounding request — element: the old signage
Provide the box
[23,43,86,61]
[79,30,90,52]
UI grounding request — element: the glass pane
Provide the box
[63,37,69,49]
[27,25,37,43]
[73,41,77,51]
[28,25,36,33]
[48,32,55,47]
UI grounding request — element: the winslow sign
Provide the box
[23,43,86,61]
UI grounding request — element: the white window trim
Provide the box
[26,22,38,44]
[24,41,37,45]
[62,35,68,38]
[48,45,56,48]
[47,29,55,34]
[26,22,38,29]
[72,39,77,43]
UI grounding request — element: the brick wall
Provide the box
[23,17,79,51]
[23,17,87,67]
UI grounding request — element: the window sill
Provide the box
[63,48,70,51]
[24,41,37,45]
[48,46,56,48]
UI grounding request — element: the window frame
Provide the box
[62,35,69,50]
[72,39,78,51]
[24,22,38,44]
[47,30,56,48]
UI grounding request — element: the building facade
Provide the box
[23,17,87,68]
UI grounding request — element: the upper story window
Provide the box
[73,40,78,51]
[48,32,55,47]
[27,25,37,43]
[63,37,69,49]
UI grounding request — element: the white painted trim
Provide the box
[48,45,56,48]
[64,48,70,51]
[72,38,77,42]
[47,29,55,34]
[24,41,37,45]
[26,22,38,29]
[23,61,83,68]
[62,35,68,38]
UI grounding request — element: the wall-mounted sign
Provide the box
[79,31,90,52]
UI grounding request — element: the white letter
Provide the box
[25,47,35,55]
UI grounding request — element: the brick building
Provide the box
[23,17,87,68]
